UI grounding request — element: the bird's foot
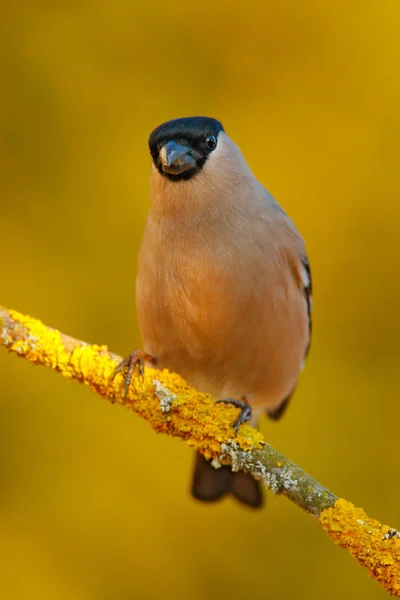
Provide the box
[216,398,252,436]
[111,350,154,398]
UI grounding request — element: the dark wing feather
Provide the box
[302,255,312,357]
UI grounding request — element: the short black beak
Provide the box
[160,141,197,175]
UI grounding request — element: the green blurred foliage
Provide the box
[1,1,400,598]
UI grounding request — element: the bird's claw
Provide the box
[111,350,150,398]
[216,398,252,436]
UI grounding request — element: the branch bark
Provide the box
[1,305,400,596]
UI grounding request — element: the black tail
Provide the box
[191,452,263,509]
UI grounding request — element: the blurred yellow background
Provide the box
[1,1,400,598]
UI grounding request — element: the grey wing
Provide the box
[267,254,312,421]
[269,198,313,350]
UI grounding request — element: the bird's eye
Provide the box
[205,134,217,150]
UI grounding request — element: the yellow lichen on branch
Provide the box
[1,304,400,597]
[0,307,264,459]
[320,499,400,596]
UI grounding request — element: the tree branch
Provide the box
[1,304,400,596]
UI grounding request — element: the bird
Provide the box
[114,116,312,509]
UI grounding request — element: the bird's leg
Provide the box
[111,350,155,398]
[216,397,252,436]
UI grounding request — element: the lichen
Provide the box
[319,499,400,596]
[1,321,8,346]
[153,379,177,413]
[1,307,265,461]
[3,305,400,596]
[220,442,280,494]
[277,466,299,491]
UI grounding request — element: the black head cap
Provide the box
[149,116,224,181]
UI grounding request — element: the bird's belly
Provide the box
[137,265,307,409]
[138,275,239,391]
